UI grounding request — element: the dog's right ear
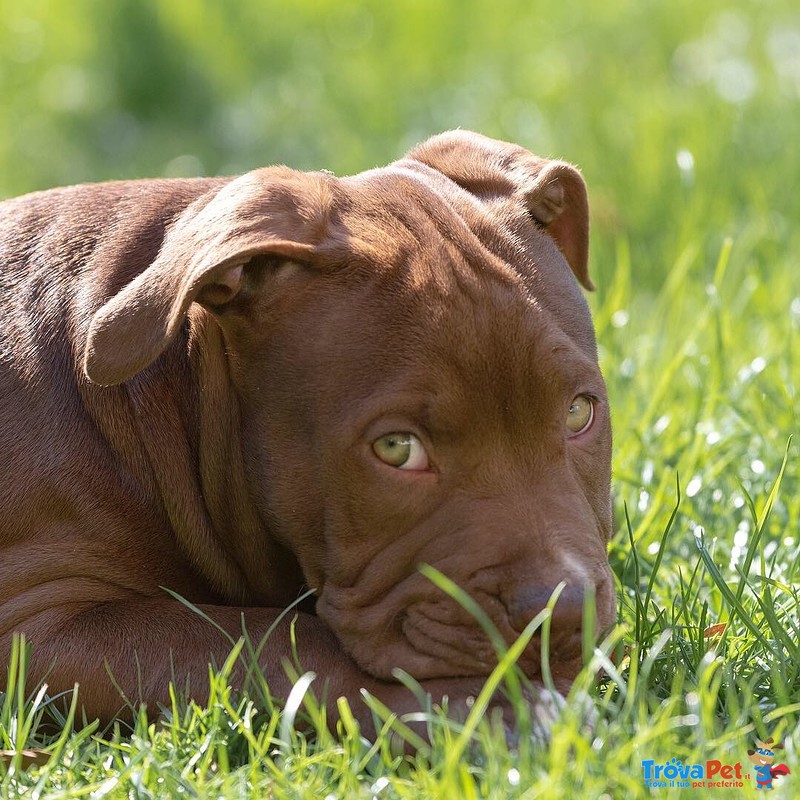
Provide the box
[84,170,336,386]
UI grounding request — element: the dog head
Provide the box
[85,131,614,688]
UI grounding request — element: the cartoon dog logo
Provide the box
[747,737,790,790]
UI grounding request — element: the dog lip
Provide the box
[399,609,494,674]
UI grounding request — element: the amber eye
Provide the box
[566,395,594,434]
[372,432,429,470]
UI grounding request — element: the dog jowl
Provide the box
[0,130,614,727]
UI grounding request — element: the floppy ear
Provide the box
[520,160,592,290]
[406,130,593,290]
[84,170,330,386]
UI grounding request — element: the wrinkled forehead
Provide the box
[303,236,598,416]
[338,165,491,267]
[334,165,597,359]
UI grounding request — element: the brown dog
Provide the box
[0,131,614,729]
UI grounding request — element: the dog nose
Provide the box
[507,584,586,638]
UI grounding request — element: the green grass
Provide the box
[1,0,799,797]
[1,247,797,797]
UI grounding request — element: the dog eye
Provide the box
[372,433,429,470]
[566,394,594,434]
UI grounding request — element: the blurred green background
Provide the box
[1,0,798,292]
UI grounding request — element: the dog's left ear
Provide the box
[520,160,592,290]
[406,130,593,290]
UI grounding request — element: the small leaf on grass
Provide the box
[703,622,727,641]
[694,531,771,648]
[610,643,633,665]
[0,749,50,769]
